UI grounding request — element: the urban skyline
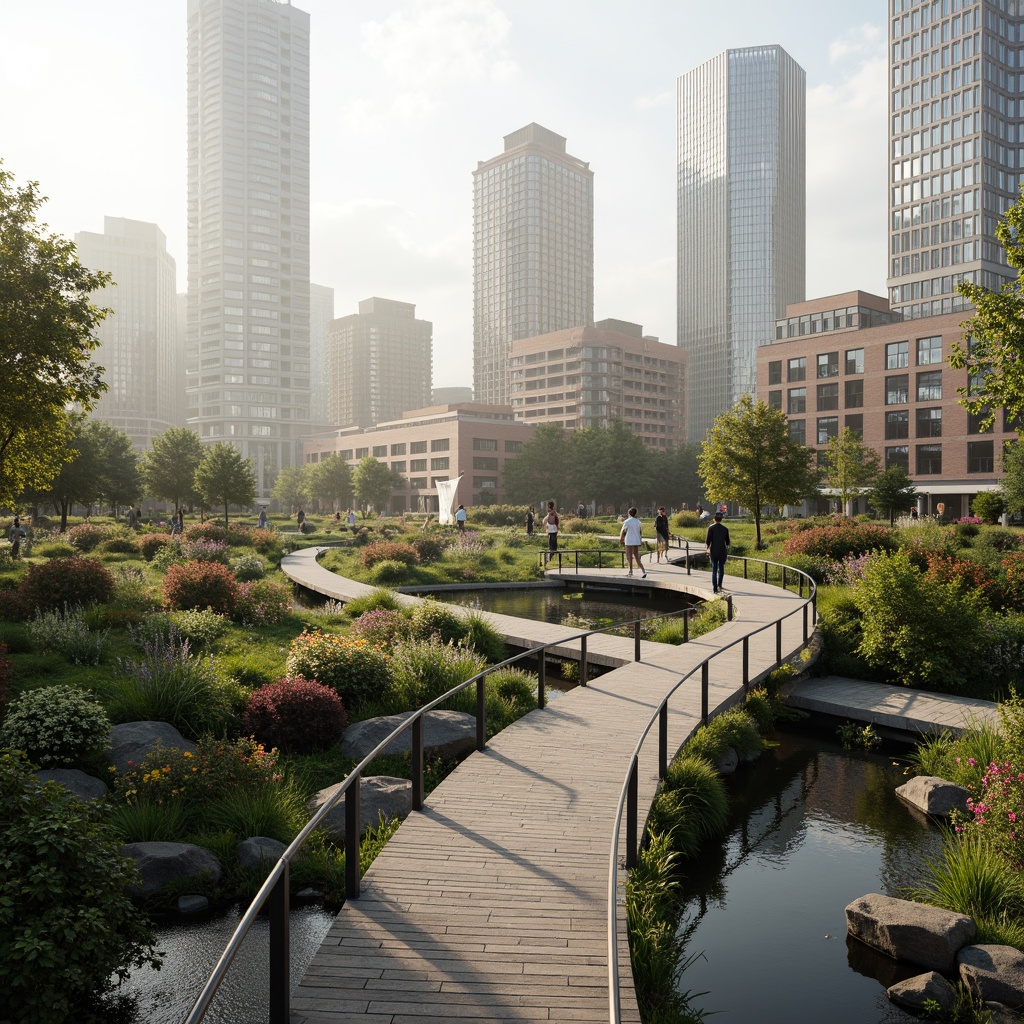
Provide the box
[1,1,891,396]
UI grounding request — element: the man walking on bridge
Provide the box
[705,511,730,594]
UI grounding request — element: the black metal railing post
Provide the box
[658,704,668,779]
[626,759,639,870]
[701,661,709,724]
[763,561,769,583]
[268,865,290,1024]
[742,636,749,690]
[537,648,546,709]
[580,635,588,686]
[686,541,691,575]
[776,619,782,664]
[412,714,424,811]
[345,778,361,899]
[634,621,641,661]
[684,609,689,644]
[476,674,487,750]
[803,602,809,643]
[726,595,733,621]
[782,565,788,591]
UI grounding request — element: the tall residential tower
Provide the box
[473,124,594,407]
[185,0,311,496]
[887,0,1019,320]
[677,45,806,442]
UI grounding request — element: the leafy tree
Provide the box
[306,454,353,512]
[0,165,110,505]
[43,414,102,531]
[89,420,140,516]
[825,427,880,514]
[501,424,571,508]
[1002,439,1024,519]
[698,395,819,548]
[143,427,205,511]
[567,420,648,511]
[650,443,703,511]
[867,465,919,525]
[353,455,399,513]
[971,490,1005,524]
[194,442,256,527]
[953,187,1024,432]
[270,464,308,513]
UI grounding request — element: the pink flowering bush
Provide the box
[783,521,896,561]
[66,522,107,552]
[233,579,291,625]
[823,552,874,587]
[360,541,419,570]
[959,760,1024,868]
[349,608,411,646]
[180,537,230,564]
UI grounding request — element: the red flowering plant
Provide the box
[956,759,1024,868]
[360,541,419,570]
[924,553,996,602]
[233,579,291,625]
[163,560,239,615]
[18,557,115,613]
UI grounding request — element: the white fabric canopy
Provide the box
[435,475,463,524]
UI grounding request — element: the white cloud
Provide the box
[828,23,885,64]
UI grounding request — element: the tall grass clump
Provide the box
[390,638,485,710]
[463,612,507,663]
[647,755,730,859]
[341,588,402,619]
[27,605,109,665]
[685,706,762,765]
[688,599,729,640]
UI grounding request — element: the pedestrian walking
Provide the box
[7,516,26,559]
[654,506,671,563]
[619,507,647,578]
[705,511,730,594]
[544,501,559,563]
[525,506,535,536]
[455,504,467,531]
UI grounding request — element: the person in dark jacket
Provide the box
[705,511,730,594]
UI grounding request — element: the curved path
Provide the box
[281,548,811,1023]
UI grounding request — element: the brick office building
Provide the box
[303,403,534,514]
[756,291,1017,517]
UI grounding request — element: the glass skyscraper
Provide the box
[677,45,806,442]
[185,0,311,497]
[473,124,594,408]
[888,0,1020,320]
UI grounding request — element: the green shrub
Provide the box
[361,541,419,570]
[342,588,402,618]
[139,533,171,561]
[286,629,393,711]
[0,685,110,768]
[671,511,702,529]
[230,554,266,581]
[972,491,1006,524]
[689,598,728,639]
[26,605,109,665]
[976,527,1022,553]
[204,780,307,845]
[686,706,762,763]
[648,754,730,859]
[97,535,140,556]
[390,638,485,709]
[149,540,185,572]
[241,676,348,755]
[0,751,159,1024]
[781,552,829,584]
[410,536,445,563]
[32,540,77,559]
[106,796,192,844]
[163,560,239,615]
[171,607,230,647]
[18,557,115,613]
[409,600,469,645]
[368,558,412,585]
[464,612,507,663]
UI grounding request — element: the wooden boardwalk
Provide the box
[281,550,813,1023]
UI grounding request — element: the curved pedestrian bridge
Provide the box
[277,548,812,1023]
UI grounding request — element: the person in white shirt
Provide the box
[455,504,467,531]
[619,507,647,578]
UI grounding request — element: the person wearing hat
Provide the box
[705,511,730,594]
[654,506,671,563]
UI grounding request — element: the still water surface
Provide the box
[678,729,944,1023]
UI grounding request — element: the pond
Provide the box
[676,728,945,1023]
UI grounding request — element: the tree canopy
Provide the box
[501,424,572,509]
[306,454,353,512]
[194,442,256,526]
[824,427,880,514]
[1001,439,1024,518]
[0,166,110,505]
[270,465,308,513]
[353,455,399,513]
[142,427,205,511]
[953,186,1024,432]
[867,465,919,525]
[698,395,819,548]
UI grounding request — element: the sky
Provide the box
[1,1,889,390]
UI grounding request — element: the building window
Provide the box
[916,370,943,402]
[372,445,387,458]
[967,408,992,434]
[885,445,909,471]
[355,447,368,459]
[886,340,910,369]
[916,444,942,475]
[768,360,782,385]
[473,438,498,451]
[917,336,942,365]
[410,458,427,472]
[787,387,806,414]
[410,478,427,489]
[390,443,406,456]
[967,440,994,473]
[845,348,864,374]
[788,419,805,444]
[885,374,909,405]
[845,379,864,408]
[430,457,449,471]
[844,414,863,437]
[768,390,782,410]
[410,440,427,454]
[473,457,498,470]
[340,450,353,460]
[817,352,839,378]
[817,416,839,445]
[885,410,909,439]
[787,357,806,382]
[473,477,498,489]
[430,438,450,452]
[916,407,942,437]
[504,440,523,453]
[391,461,407,473]
[817,383,839,411]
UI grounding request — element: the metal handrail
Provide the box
[183,595,699,1024]
[605,554,817,1023]
[541,537,695,575]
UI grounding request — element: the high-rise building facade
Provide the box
[185,0,311,497]
[309,282,334,426]
[473,123,594,407]
[75,217,180,449]
[887,0,1019,320]
[677,45,806,442]
[325,297,432,428]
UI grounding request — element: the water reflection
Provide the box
[677,729,944,1023]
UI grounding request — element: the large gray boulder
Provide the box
[35,768,108,802]
[120,841,223,899]
[341,710,476,763]
[108,721,197,774]
[896,776,971,817]
[845,894,976,972]
[958,945,1024,1006]
[308,776,412,844]
[237,836,287,871]
[886,972,958,1013]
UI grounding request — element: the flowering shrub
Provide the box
[448,530,486,554]
[27,605,109,665]
[139,533,171,561]
[230,554,266,581]
[0,684,111,768]
[997,553,1024,613]
[286,630,392,710]
[233,579,291,625]
[782,521,896,561]
[897,521,962,568]
[163,560,239,615]
[976,528,1023,553]
[823,552,874,587]
[66,522,107,552]
[925,554,996,599]
[183,521,228,544]
[958,759,1024,868]
[956,516,984,525]
[349,608,411,646]
[228,525,278,554]
[360,541,419,570]
[18,557,115,613]
[180,537,230,564]
[241,676,347,754]
[410,536,445,563]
